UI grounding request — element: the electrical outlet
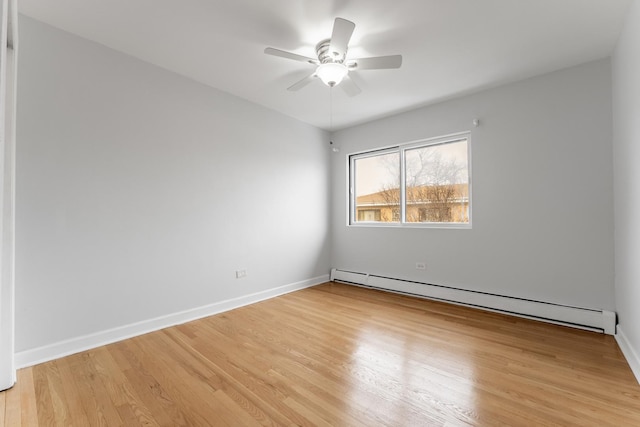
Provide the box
[235,269,247,279]
[415,262,426,270]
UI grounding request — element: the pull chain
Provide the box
[328,88,339,152]
[329,87,333,132]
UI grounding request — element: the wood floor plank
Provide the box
[282,396,334,427]
[111,344,190,426]
[54,356,91,426]
[0,387,4,427]
[17,368,38,426]
[44,361,75,425]
[2,282,640,426]
[125,336,225,426]
[209,389,263,427]
[68,352,124,426]
[31,361,55,426]
[172,324,308,426]
[2,377,20,427]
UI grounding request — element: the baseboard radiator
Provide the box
[330,269,616,335]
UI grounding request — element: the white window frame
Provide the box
[349,132,472,229]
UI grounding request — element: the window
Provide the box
[349,133,471,227]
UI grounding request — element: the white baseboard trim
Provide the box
[616,327,640,385]
[15,274,329,369]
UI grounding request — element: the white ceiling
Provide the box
[19,0,632,131]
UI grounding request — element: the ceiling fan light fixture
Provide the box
[265,18,401,95]
[316,62,348,87]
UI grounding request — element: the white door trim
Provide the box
[0,0,17,392]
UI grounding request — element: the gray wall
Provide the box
[613,0,640,376]
[331,59,614,311]
[16,16,331,352]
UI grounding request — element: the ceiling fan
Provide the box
[264,18,402,96]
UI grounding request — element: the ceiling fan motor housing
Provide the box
[316,38,345,64]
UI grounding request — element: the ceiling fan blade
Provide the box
[329,18,355,58]
[340,75,361,97]
[287,73,317,91]
[349,55,402,70]
[264,47,318,65]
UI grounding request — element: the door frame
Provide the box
[0,0,17,392]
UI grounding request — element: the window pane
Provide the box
[353,152,400,223]
[405,139,469,223]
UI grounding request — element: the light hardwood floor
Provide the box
[2,282,640,426]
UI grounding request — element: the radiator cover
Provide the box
[330,269,616,335]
